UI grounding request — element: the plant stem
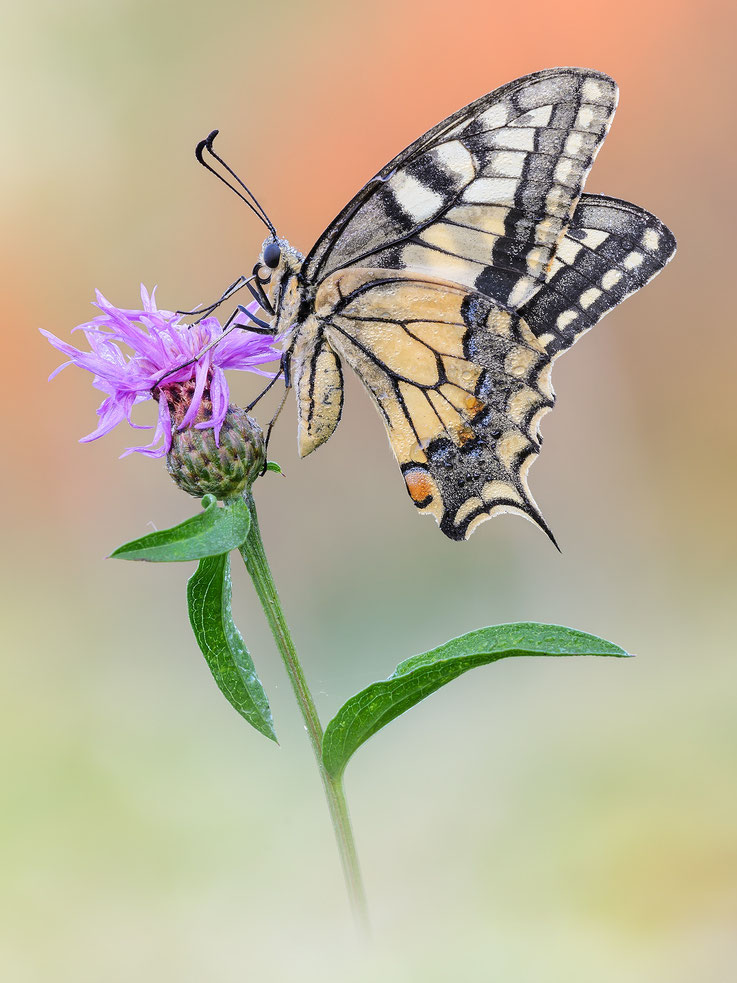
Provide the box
[239,491,368,926]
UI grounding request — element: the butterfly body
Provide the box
[257,68,676,541]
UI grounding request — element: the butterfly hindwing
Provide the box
[313,269,556,541]
[519,193,677,356]
[290,314,345,456]
[303,68,618,313]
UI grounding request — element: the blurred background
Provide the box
[3,0,736,979]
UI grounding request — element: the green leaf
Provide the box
[265,461,284,475]
[187,552,277,742]
[110,496,251,562]
[322,623,630,778]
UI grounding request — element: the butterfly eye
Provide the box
[263,241,281,269]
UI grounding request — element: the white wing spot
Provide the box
[510,105,553,127]
[554,158,577,186]
[643,228,660,251]
[545,185,571,217]
[389,172,443,222]
[477,103,509,130]
[556,310,578,330]
[602,269,623,290]
[433,141,476,182]
[582,79,606,103]
[556,237,582,266]
[506,276,538,309]
[488,150,527,179]
[535,216,565,244]
[525,245,550,276]
[483,127,536,151]
[577,228,610,249]
[623,250,644,270]
[574,105,596,131]
[462,177,518,206]
[564,132,584,156]
[580,287,602,309]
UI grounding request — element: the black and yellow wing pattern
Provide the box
[282,67,675,541]
[314,269,556,541]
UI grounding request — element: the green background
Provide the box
[4,0,736,979]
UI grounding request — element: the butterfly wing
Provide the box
[303,67,618,312]
[289,69,674,540]
[519,193,677,355]
[290,312,345,456]
[314,269,556,541]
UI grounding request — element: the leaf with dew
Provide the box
[188,551,276,741]
[322,623,631,778]
[110,495,250,562]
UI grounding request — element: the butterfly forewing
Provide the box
[303,68,618,313]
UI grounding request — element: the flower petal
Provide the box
[209,365,229,427]
[140,283,158,312]
[195,365,229,445]
[48,359,73,381]
[79,397,128,442]
[179,353,211,429]
[46,286,283,459]
[121,393,172,458]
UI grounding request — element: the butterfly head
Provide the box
[256,235,305,318]
[258,235,302,273]
[262,239,281,270]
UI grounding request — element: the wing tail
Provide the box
[303,68,619,314]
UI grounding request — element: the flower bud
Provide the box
[165,392,266,500]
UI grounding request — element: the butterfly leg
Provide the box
[154,302,276,387]
[261,385,290,469]
[234,304,274,333]
[239,358,289,474]
[245,359,286,413]
[246,263,275,315]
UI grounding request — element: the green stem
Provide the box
[239,491,368,927]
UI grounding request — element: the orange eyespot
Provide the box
[404,468,434,506]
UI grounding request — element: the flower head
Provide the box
[43,285,279,458]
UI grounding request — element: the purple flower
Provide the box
[43,285,279,458]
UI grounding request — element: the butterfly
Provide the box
[204,67,676,542]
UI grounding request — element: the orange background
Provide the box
[4,0,736,979]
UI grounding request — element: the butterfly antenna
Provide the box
[196,130,278,238]
[195,131,272,233]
